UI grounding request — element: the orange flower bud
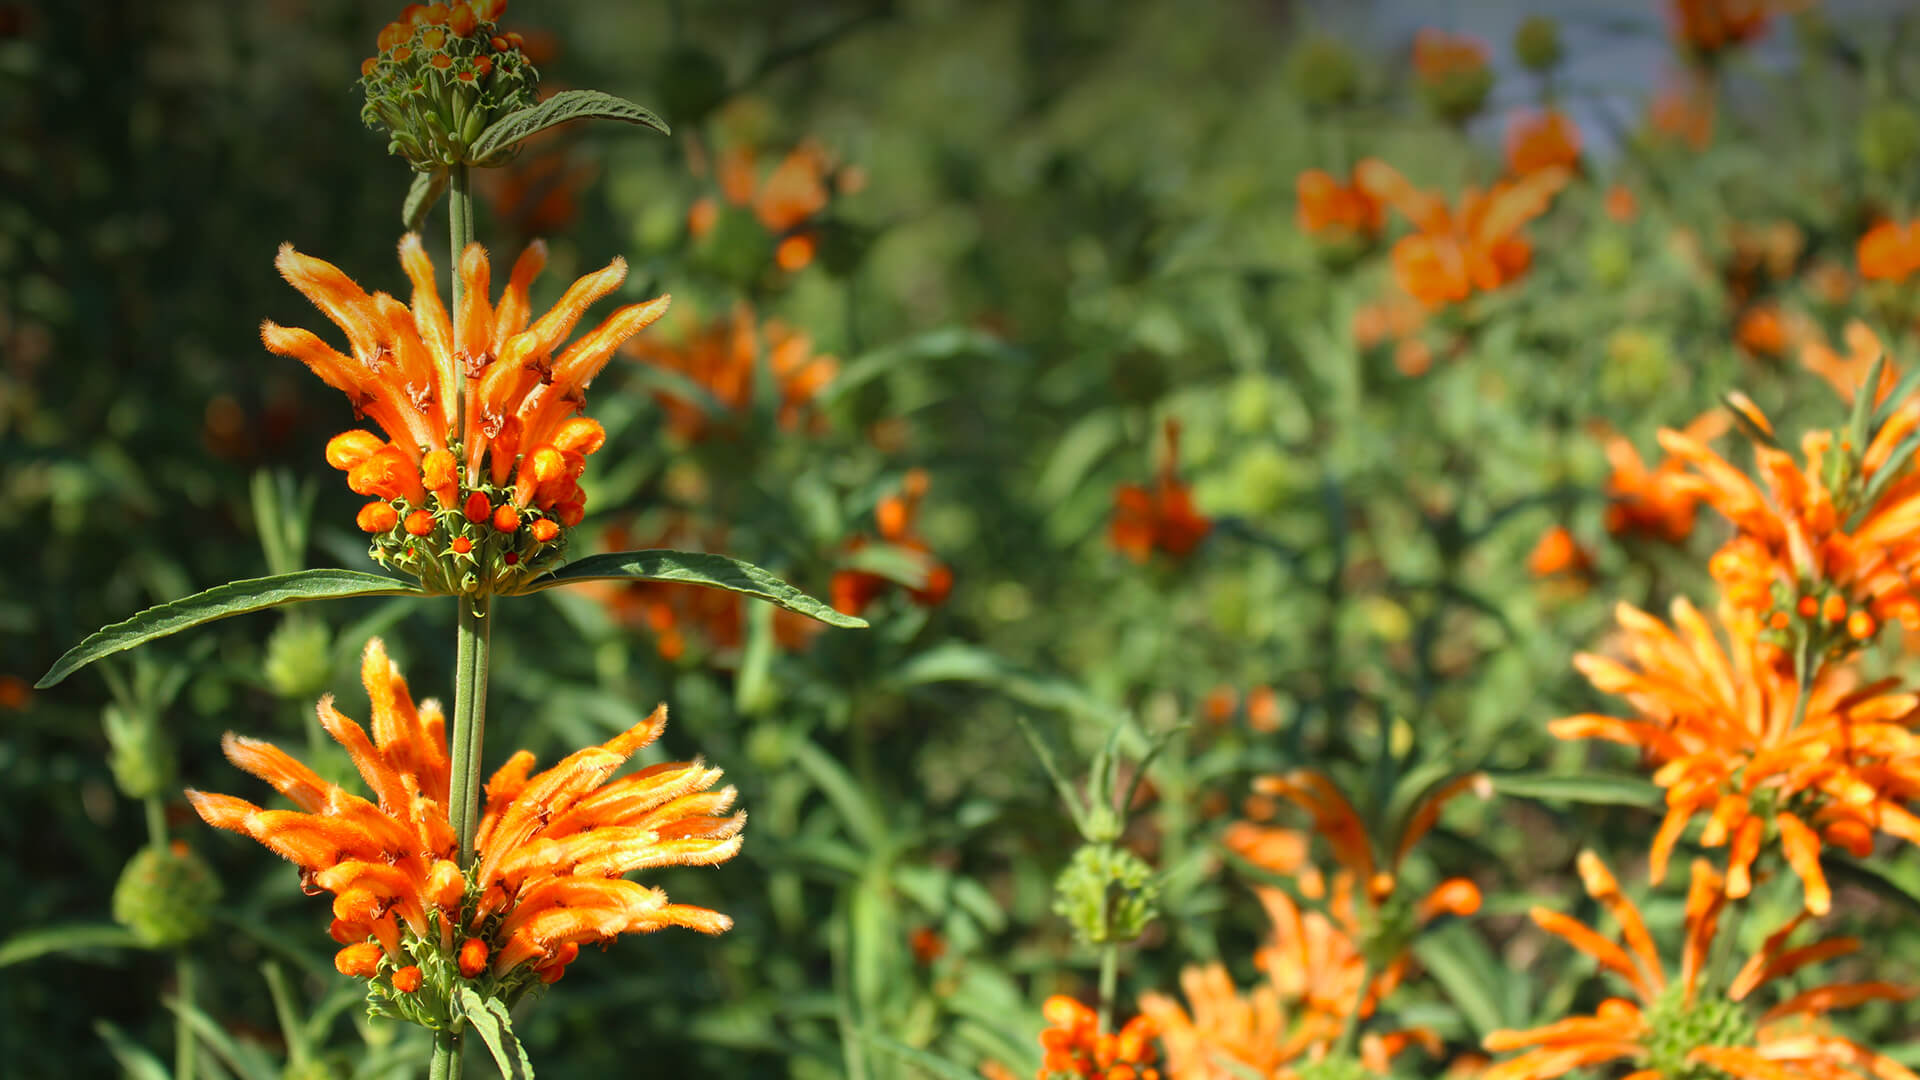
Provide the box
[399,4,429,25]
[423,5,450,26]
[1043,995,1096,1032]
[531,518,560,543]
[555,500,586,527]
[464,490,492,524]
[421,27,447,49]
[1822,594,1847,623]
[326,429,387,471]
[334,942,383,978]
[422,448,459,505]
[553,417,606,456]
[361,56,379,77]
[1797,595,1819,619]
[493,504,520,533]
[377,21,411,52]
[448,4,478,35]
[459,938,489,978]
[473,54,493,76]
[430,52,453,70]
[328,918,364,944]
[426,859,464,912]
[357,501,399,533]
[477,0,507,20]
[491,35,510,51]
[504,31,525,49]
[776,234,817,272]
[451,535,472,554]
[404,509,435,537]
[1849,610,1876,640]
[1767,610,1789,630]
[392,965,423,993]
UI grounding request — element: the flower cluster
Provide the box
[1038,995,1160,1080]
[1356,158,1568,309]
[188,640,743,1025]
[1111,421,1212,563]
[265,236,669,594]
[689,139,859,277]
[623,304,837,442]
[358,2,539,170]
[832,469,954,616]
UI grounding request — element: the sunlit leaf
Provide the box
[402,169,448,232]
[1488,771,1659,808]
[457,987,535,1080]
[521,549,865,628]
[469,90,668,162]
[38,569,423,688]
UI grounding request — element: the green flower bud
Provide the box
[1859,103,1920,179]
[113,844,221,948]
[104,703,172,801]
[358,9,540,171]
[1051,843,1158,945]
[1601,328,1674,405]
[1286,36,1360,111]
[1513,15,1562,73]
[1421,64,1494,125]
[1231,445,1294,515]
[1227,374,1273,434]
[1587,231,1632,289]
[264,618,334,700]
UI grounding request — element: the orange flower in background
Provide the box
[1351,292,1427,350]
[1295,168,1384,241]
[1734,302,1795,358]
[1555,597,1920,913]
[1504,109,1581,177]
[264,236,669,581]
[1037,995,1160,1080]
[1356,159,1569,308]
[1658,386,1920,633]
[1412,28,1488,85]
[625,304,837,442]
[833,468,954,616]
[1248,769,1484,1014]
[1858,220,1920,282]
[1801,320,1899,406]
[1604,184,1638,223]
[1594,410,1727,544]
[1528,524,1592,579]
[1669,0,1772,57]
[688,140,843,272]
[188,639,743,991]
[1651,70,1715,149]
[1482,854,1916,1080]
[1111,420,1212,562]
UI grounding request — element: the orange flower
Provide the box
[1801,320,1899,406]
[1657,386,1920,633]
[1248,769,1484,1016]
[1036,995,1160,1080]
[1504,109,1581,177]
[1651,70,1715,149]
[1555,598,1920,913]
[1605,185,1638,223]
[265,237,669,588]
[1669,0,1772,56]
[1356,159,1568,308]
[1528,524,1592,579]
[833,468,953,616]
[688,140,838,273]
[188,639,743,998]
[1111,420,1212,562]
[1412,28,1488,84]
[1734,302,1795,358]
[1482,853,1916,1080]
[1294,168,1384,241]
[1594,410,1727,543]
[625,304,836,442]
[1858,220,1920,282]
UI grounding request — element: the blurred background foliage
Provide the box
[7,0,1920,1077]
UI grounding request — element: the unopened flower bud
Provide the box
[112,844,221,947]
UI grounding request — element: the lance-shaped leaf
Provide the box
[0,924,143,968]
[39,569,424,688]
[1488,770,1660,807]
[521,549,866,628]
[403,168,449,232]
[470,89,668,163]
[458,987,535,1080]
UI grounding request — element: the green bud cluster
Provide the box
[112,845,221,948]
[359,6,539,170]
[263,618,335,700]
[1513,15,1562,73]
[1052,843,1159,945]
[1643,980,1754,1079]
[104,702,173,801]
[1287,36,1361,111]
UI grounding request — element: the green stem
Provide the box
[429,1027,461,1080]
[1096,943,1119,1034]
[448,164,473,447]
[174,954,197,1080]
[143,795,167,849]
[449,595,492,864]
[1335,959,1375,1059]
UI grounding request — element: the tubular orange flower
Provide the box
[1555,597,1920,913]
[1858,220,1920,283]
[1669,0,1771,57]
[186,638,742,1013]
[1504,108,1581,178]
[263,236,670,591]
[1036,995,1160,1080]
[833,468,953,615]
[687,140,840,273]
[624,304,836,442]
[1651,70,1715,149]
[1111,420,1212,563]
[1355,159,1568,308]
[1295,168,1384,251]
[1247,769,1484,1015]
[1802,321,1899,407]
[1482,854,1916,1080]
[1528,524,1592,579]
[1657,383,1920,636]
[1594,410,1728,543]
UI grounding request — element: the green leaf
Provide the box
[817,327,1019,408]
[860,1033,984,1080]
[38,569,423,688]
[1826,855,1920,919]
[469,89,668,162]
[164,994,281,1080]
[95,1020,173,1080]
[403,169,449,232]
[521,549,865,628]
[457,987,535,1080]
[1488,771,1660,808]
[1413,924,1515,1035]
[0,923,143,968]
[887,643,1124,723]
